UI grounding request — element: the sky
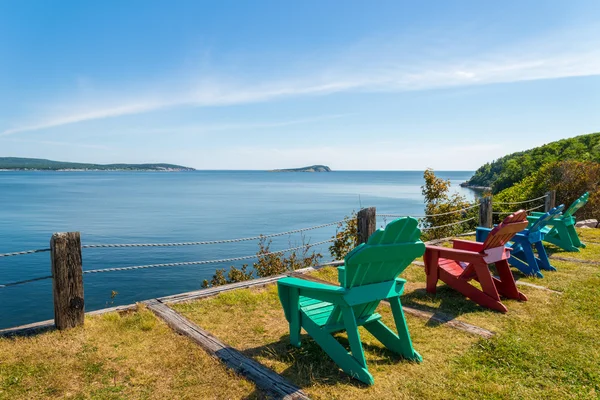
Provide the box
[1,1,600,170]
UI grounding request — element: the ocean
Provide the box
[0,170,475,329]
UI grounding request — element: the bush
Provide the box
[494,160,600,221]
[202,236,322,288]
[328,212,357,260]
[420,169,478,240]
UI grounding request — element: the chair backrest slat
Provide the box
[482,210,529,250]
[528,205,564,232]
[563,192,589,218]
[340,217,425,289]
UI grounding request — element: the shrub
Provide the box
[202,236,322,288]
[494,161,600,221]
[420,169,478,240]
[328,212,357,260]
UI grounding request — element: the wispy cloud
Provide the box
[3,26,600,136]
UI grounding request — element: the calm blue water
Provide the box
[0,171,474,329]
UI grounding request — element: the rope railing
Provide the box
[0,239,335,288]
[82,239,335,275]
[492,204,544,215]
[0,220,344,257]
[81,220,344,249]
[494,195,547,206]
[421,217,476,231]
[378,203,480,219]
[0,274,53,289]
[0,248,50,258]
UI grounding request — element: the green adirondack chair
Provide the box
[277,217,425,385]
[527,192,589,252]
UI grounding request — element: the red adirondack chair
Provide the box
[424,210,529,313]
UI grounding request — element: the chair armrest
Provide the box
[425,245,484,264]
[277,277,345,294]
[451,239,484,252]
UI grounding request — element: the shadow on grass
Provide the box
[240,331,415,392]
[402,287,492,327]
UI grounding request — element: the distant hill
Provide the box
[463,132,600,193]
[270,165,332,172]
[0,157,195,171]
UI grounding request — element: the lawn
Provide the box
[173,231,600,399]
[1,229,598,399]
[0,307,258,400]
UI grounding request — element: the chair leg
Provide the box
[494,260,527,301]
[534,241,556,271]
[288,288,301,347]
[509,254,541,278]
[424,251,439,294]
[302,315,374,385]
[389,296,422,361]
[522,244,543,278]
[439,269,508,313]
[566,224,585,248]
[341,307,367,369]
[546,224,579,252]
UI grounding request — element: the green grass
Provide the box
[174,230,600,399]
[0,306,258,400]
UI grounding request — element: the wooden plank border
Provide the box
[145,299,311,400]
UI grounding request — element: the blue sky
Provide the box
[1,0,600,170]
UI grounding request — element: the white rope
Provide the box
[81,220,344,249]
[494,195,547,205]
[421,217,476,231]
[379,203,480,219]
[82,239,334,274]
[0,248,50,258]
[492,204,544,215]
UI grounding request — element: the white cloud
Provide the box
[3,26,600,136]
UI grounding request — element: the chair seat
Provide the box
[299,296,383,330]
[439,258,468,277]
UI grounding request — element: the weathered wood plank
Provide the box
[401,305,495,339]
[50,232,84,330]
[0,319,55,337]
[550,255,600,265]
[145,300,311,400]
[0,304,140,337]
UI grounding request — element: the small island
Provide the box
[270,165,332,172]
[0,157,195,171]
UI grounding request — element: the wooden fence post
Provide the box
[50,232,84,330]
[545,190,556,212]
[356,207,376,246]
[479,197,493,228]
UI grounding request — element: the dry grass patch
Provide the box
[0,306,258,400]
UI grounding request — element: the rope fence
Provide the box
[421,217,476,231]
[492,204,544,215]
[0,239,335,288]
[81,220,344,249]
[0,248,50,258]
[0,192,555,291]
[494,195,547,206]
[378,203,479,219]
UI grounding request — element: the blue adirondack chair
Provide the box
[277,217,424,385]
[528,192,589,252]
[475,205,564,278]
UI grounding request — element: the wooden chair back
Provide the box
[481,210,529,250]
